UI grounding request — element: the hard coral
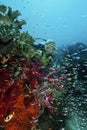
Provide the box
[45,41,57,54]
[0,4,26,43]
[17,31,35,45]
[16,31,35,59]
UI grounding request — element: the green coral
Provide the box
[16,42,35,59]
[7,7,21,21]
[0,4,26,43]
[15,31,36,59]
[41,56,53,66]
[45,41,57,54]
[17,31,35,45]
[0,23,19,43]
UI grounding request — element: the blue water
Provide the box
[1,0,87,46]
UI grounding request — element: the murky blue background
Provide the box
[1,0,87,46]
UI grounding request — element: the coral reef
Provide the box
[0,3,65,130]
[1,3,87,130]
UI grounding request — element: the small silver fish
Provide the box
[84,61,87,63]
[73,56,80,60]
[71,52,78,56]
[83,64,87,66]
[66,55,71,57]
[66,73,72,76]
[81,48,87,52]
[67,78,72,81]
[82,70,85,72]
[84,75,87,78]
